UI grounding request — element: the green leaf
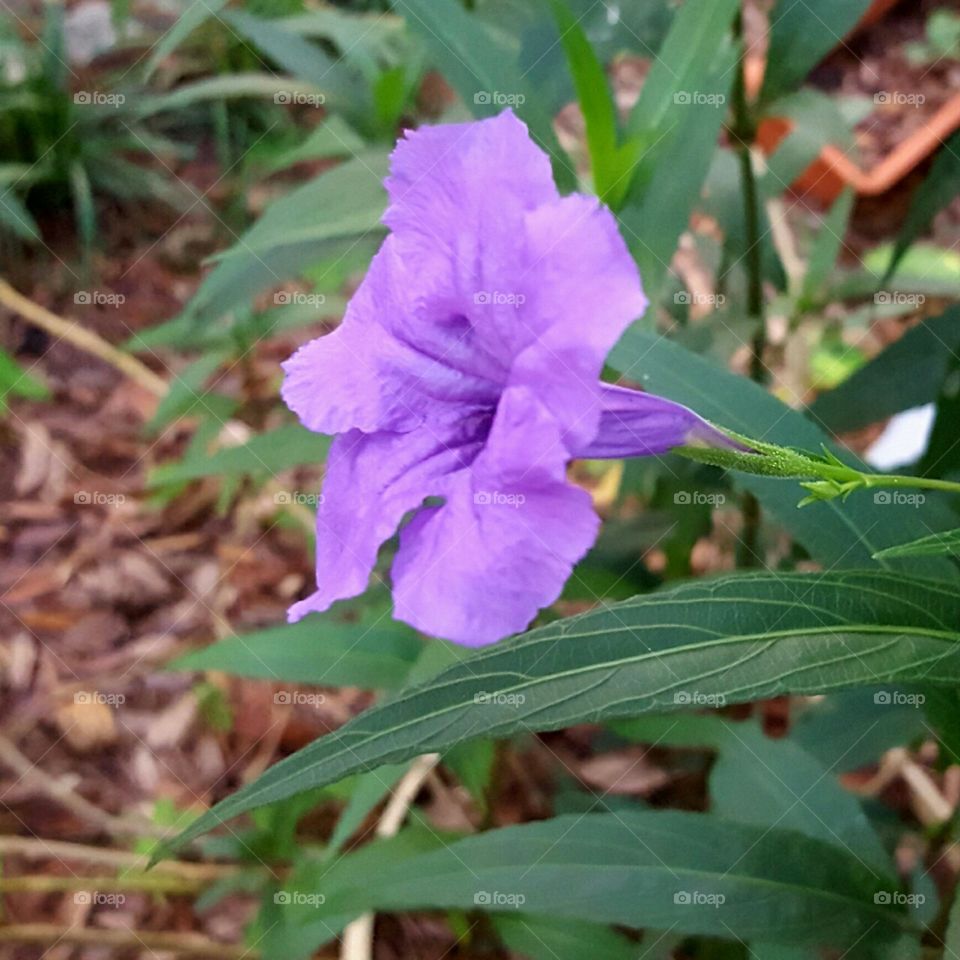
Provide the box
[708,723,889,871]
[443,738,495,812]
[146,349,231,434]
[762,0,874,101]
[493,915,640,960]
[618,37,738,307]
[626,0,740,142]
[808,307,960,434]
[281,8,407,83]
[790,688,928,772]
[800,187,855,307]
[260,116,366,174]
[613,716,890,871]
[0,189,41,243]
[181,153,388,322]
[159,570,960,857]
[222,10,366,110]
[143,0,231,79]
[545,0,635,207]
[609,327,959,578]
[393,0,575,191]
[885,133,960,282]
[135,74,330,118]
[168,610,422,691]
[307,812,908,946]
[873,528,960,560]
[944,878,960,956]
[323,764,407,858]
[0,348,48,411]
[149,423,330,486]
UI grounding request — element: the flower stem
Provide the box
[676,432,960,506]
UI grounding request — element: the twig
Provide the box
[0,733,169,839]
[0,924,257,959]
[340,753,441,960]
[0,278,167,397]
[0,874,206,895]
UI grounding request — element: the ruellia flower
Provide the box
[282,109,737,646]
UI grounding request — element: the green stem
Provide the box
[730,12,765,566]
[676,432,960,506]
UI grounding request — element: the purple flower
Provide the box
[282,110,736,646]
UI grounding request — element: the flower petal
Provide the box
[390,386,599,645]
[288,418,488,622]
[282,238,499,436]
[508,193,648,450]
[573,383,741,459]
[384,109,557,253]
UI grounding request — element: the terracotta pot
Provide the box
[749,0,960,205]
[756,96,960,205]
